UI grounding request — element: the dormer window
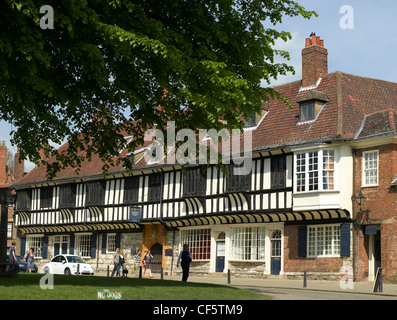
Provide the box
[243,110,268,130]
[297,90,329,123]
[300,102,315,122]
[244,111,258,128]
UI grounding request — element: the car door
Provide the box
[51,256,62,274]
[58,255,67,274]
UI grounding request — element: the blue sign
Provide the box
[129,207,141,222]
[365,225,377,235]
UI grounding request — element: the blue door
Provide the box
[271,230,282,275]
[216,241,225,272]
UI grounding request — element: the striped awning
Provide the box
[163,209,350,228]
[18,222,142,234]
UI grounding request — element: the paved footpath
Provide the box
[95,271,397,299]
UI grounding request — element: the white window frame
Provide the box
[26,235,44,258]
[229,227,266,261]
[7,222,13,239]
[294,148,337,193]
[362,150,379,187]
[75,233,92,258]
[180,228,211,261]
[106,233,117,253]
[307,224,341,258]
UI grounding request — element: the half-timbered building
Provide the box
[12,34,397,280]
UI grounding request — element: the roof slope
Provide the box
[14,71,397,186]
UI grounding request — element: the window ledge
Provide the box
[293,190,340,195]
[307,255,341,259]
[228,259,266,263]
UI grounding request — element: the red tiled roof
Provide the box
[13,71,397,186]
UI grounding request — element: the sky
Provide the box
[1,0,397,172]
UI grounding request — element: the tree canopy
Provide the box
[0,0,316,179]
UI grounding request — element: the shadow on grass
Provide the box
[0,273,270,300]
[0,273,228,289]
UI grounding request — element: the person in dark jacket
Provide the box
[177,243,193,282]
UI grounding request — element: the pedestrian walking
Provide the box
[26,248,35,273]
[177,243,193,282]
[9,242,17,263]
[111,248,120,277]
[119,250,125,277]
[143,251,153,278]
[134,250,141,278]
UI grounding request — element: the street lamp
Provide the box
[353,190,370,222]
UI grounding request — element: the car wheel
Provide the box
[44,266,50,274]
[64,268,71,275]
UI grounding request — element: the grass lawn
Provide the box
[0,273,271,300]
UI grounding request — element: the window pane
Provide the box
[230,227,265,261]
[27,236,43,258]
[323,150,335,190]
[364,151,378,185]
[76,234,91,257]
[316,227,324,255]
[308,152,318,191]
[307,225,341,257]
[107,234,116,253]
[308,227,316,256]
[181,229,211,260]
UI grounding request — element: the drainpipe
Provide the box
[352,148,358,282]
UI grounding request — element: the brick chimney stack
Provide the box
[0,141,7,184]
[14,147,25,181]
[302,33,328,87]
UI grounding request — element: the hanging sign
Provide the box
[129,206,141,222]
[365,225,377,235]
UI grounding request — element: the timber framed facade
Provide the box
[12,34,397,280]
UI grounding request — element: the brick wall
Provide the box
[353,144,397,280]
[283,225,346,279]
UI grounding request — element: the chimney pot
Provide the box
[302,34,328,87]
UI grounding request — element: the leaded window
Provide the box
[308,225,340,257]
[230,227,265,261]
[180,229,211,260]
[183,167,206,197]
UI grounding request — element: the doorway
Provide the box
[215,232,226,273]
[271,230,282,275]
[150,243,163,273]
[368,230,381,281]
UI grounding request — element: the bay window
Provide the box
[294,149,336,193]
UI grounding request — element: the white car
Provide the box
[43,254,94,275]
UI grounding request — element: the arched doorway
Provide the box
[150,243,163,273]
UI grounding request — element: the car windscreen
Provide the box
[66,256,87,263]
